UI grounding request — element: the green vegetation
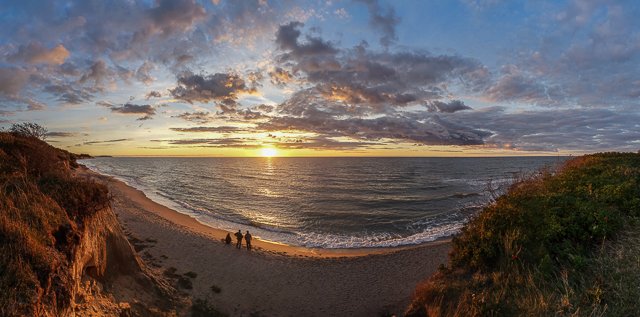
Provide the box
[406,152,640,316]
[0,132,109,316]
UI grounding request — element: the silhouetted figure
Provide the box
[224,233,232,245]
[234,230,243,249]
[245,231,252,250]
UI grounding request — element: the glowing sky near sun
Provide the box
[1,0,639,156]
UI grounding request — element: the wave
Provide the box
[80,156,564,249]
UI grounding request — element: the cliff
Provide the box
[0,132,182,316]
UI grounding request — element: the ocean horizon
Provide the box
[82,156,567,249]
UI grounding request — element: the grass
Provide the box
[406,152,640,316]
[0,132,109,316]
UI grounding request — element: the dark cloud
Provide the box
[169,72,255,105]
[145,90,162,99]
[258,114,489,146]
[46,131,78,137]
[356,0,400,48]
[425,100,472,113]
[275,22,338,57]
[170,126,244,133]
[274,23,487,114]
[172,111,214,124]
[274,137,378,150]
[145,0,206,37]
[101,102,156,120]
[81,138,130,145]
[152,137,260,148]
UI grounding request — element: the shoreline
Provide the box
[77,165,453,316]
[79,166,452,258]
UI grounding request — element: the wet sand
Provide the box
[80,167,452,316]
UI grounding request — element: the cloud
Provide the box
[446,107,640,152]
[0,67,42,111]
[135,61,155,85]
[145,90,162,99]
[273,23,487,114]
[101,102,156,120]
[152,137,260,148]
[275,21,338,57]
[269,67,294,86]
[172,111,215,124]
[45,84,94,104]
[79,60,114,90]
[0,67,29,97]
[334,8,350,19]
[425,100,472,113]
[170,126,244,133]
[482,65,563,106]
[258,114,489,146]
[169,71,256,105]
[46,131,78,137]
[145,0,206,37]
[462,0,503,11]
[355,0,400,48]
[274,136,378,150]
[8,42,70,65]
[80,138,130,146]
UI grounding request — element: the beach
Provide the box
[80,167,452,316]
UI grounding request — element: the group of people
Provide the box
[225,230,252,250]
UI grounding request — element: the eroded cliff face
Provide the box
[0,132,183,317]
[66,204,181,316]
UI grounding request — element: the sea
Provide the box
[80,156,567,249]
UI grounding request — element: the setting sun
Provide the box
[260,147,278,157]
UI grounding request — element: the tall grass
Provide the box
[0,132,109,316]
[406,152,640,316]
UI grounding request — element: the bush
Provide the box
[407,152,640,316]
[9,122,48,140]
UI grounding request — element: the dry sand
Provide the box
[80,167,451,317]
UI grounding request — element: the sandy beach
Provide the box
[80,167,451,316]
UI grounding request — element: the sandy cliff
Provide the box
[0,132,183,317]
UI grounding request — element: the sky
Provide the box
[1,0,639,157]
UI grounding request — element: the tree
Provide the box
[9,122,48,140]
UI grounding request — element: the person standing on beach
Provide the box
[245,231,252,250]
[224,233,232,245]
[234,230,243,249]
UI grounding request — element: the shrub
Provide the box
[9,122,48,140]
[407,152,640,316]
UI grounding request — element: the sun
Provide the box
[260,147,278,157]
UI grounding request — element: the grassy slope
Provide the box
[0,132,109,316]
[406,152,640,317]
